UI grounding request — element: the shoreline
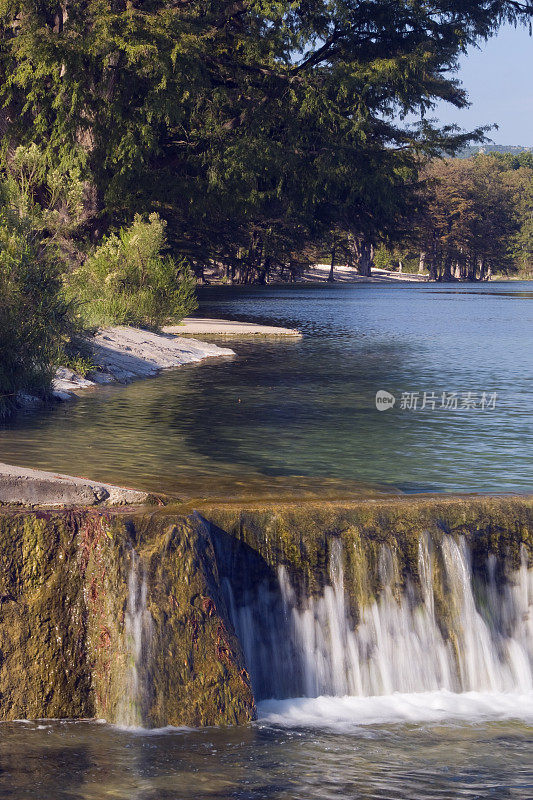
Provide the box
[51,324,235,401]
[4,316,301,505]
[164,317,301,336]
[49,318,299,402]
[200,265,528,285]
[303,265,428,283]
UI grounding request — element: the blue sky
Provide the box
[429,24,533,145]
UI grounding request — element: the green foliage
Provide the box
[59,352,97,378]
[0,208,75,417]
[68,214,197,329]
[57,339,98,378]
[1,0,531,281]
[404,154,533,280]
[410,156,522,280]
[496,156,533,275]
[2,144,86,243]
[373,245,419,274]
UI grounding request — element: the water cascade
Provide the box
[223,533,533,702]
[116,549,153,727]
[0,501,531,727]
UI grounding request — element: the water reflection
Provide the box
[0,282,531,497]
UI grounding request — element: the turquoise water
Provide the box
[0,282,531,496]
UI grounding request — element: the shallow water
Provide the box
[1,708,532,800]
[1,281,531,496]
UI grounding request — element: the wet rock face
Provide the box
[0,511,94,720]
[0,510,255,727]
[131,513,256,727]
[199,497,533,701]
[0,497,531,727]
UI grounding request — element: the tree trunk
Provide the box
[328,248,336,282]
[258,256,271,285]
[428,261,438,280]
[442,256,453,281]
[357,240,373,277]
[418,251,426,274]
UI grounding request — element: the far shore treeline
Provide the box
[0,0,532,415]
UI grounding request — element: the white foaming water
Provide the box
[116,550,153,728]
[275,536,533,697]
[225,533,533,722]
[258,690,533,730]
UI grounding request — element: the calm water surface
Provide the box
[1,282,531,496]
[1,716,532,800]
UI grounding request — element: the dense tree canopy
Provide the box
[373,152,533,280]
[0,203,75,416]
[417,156,520,280]
[497,152,533,273]
[1,0,532,279]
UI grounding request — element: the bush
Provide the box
[4,143,86,239]
[0,210,75,418]
[68,213,197,329]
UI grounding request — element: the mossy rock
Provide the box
[0,495,531,726]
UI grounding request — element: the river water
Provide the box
[1,281,533,797]
[1,282,532,497]
[1,713,532,799]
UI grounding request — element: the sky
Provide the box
[429,24,533,146]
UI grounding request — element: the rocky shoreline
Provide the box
[3,316,301,505]
[52,324,236,401]
[50,318,300,403]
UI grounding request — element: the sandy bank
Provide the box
[0,462,150,507]
[164,317,301,336]
[52,325,235,400]
[305,265,428,283]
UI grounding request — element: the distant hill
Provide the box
[458,144,532,158]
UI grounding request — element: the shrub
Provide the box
[68,213,197,329]
[4,144,86,239]
[0,210,75,418]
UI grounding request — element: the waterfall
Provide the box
[116,549,153,727]
[224,534,533,701]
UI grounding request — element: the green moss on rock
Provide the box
[0,495,531,726]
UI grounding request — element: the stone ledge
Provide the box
[164,317,301,336]
[0,462,149,507]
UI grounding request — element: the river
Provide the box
[1,282,532,497]
[1,281,532,798]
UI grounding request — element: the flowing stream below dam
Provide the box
[223,535,533,703]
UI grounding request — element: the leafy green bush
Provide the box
[68,213,197,329]
[4,144,86,239]
[0,209,75,417]
[57,340,98,377]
